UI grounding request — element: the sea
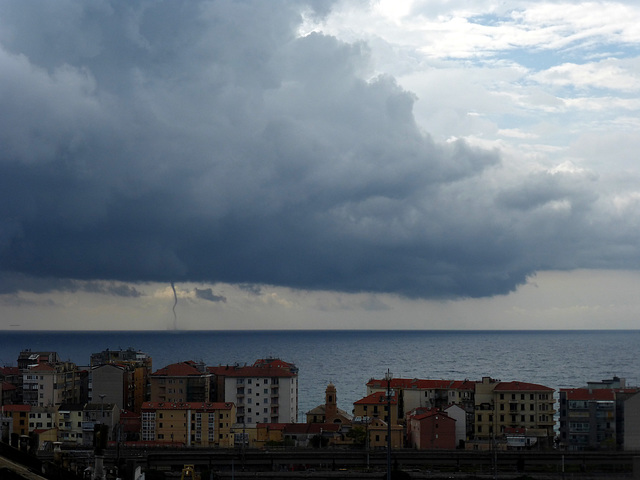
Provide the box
[1,330,638,422]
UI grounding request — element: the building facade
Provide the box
[474,379,555,447]
[407,410,456,449]
[90,348,152,412]
[22,362,83,407]
[141,401,235,447]
[209,358,298,427]
[150,361,211,404]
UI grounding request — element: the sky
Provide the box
[1,0,640,330]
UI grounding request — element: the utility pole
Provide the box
[385,369,393,480]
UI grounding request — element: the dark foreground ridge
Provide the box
[3,439,638,480]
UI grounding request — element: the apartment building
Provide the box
[367,377,476,420]
[141,401,235,447]
[56,404,84,445]
[353,390,399,426]
[82,402,120,446]
[473,378,556,447]
[209,358,298,427]
[90,348,152,412]
[22,362,83,407]
[1,404,30,438]
[28,405,58,432]
[150,361,211,404]
[0,366,22,404]
[17,351,60,370]
[624,392,640,450]
[559,385,639,451]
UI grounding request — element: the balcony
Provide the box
[82,421,96,432]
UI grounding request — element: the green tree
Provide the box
[346,426,367,446]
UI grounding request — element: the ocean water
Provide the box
[1,330,638,421]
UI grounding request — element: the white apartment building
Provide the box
[22,362,82,407]
[209,358,298,427]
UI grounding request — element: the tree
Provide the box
[346,426,367,446]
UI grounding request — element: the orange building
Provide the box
[1,404,31,436]
[141,401,234,447]
[150,361,212,404]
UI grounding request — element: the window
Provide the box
[477,426,482,433]
[477,414,482,422]
[500,393,504,400]
[521,394,525,400]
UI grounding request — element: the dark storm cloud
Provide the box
[195,287,226,303]
[0,0,630,300]
[239,284,263,296]
[0,273,143,297]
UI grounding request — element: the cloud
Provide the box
[194,287,226,303]
[239,284,263,296]
[0,0,639,303]
[0,273,143,297]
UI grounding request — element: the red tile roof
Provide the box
[1,404,31,412]
[0,366,20,375]
[152,361,205,377]
[449,380,476,391]
[368,378,477,391]
[560,388,615,401]
[253,358,295,369]
[494,381,553,392]
[412,412,455,422]
[354,391,398,406]
[257,423,288,431]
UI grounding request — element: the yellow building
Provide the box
[256,423,285,446]
[353,390,399,426]
[365,417,404,449]
[473,377,556,447]
[141,401,235,447]
[1,404,30,437]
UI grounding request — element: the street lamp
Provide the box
[385,369,392,480]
